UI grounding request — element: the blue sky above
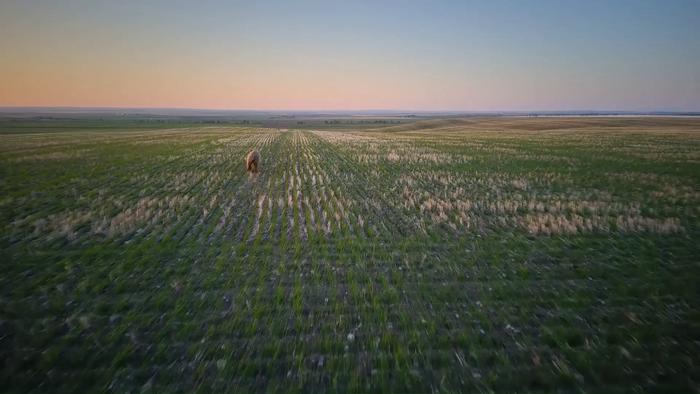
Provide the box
[1,0,699,110]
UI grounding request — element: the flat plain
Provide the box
[1,117,699,392]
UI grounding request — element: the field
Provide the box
[1,117,699,392]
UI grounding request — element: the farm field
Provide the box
[1,117,699,392]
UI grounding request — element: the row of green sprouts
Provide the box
[9,126,696,245]
[15,129,380,245]
[243,131,367,243]
[315,129,691,236]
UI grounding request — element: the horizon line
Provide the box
[1,105,700,114]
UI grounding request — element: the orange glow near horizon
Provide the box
[1,58,486,110]
[1,1,698,111]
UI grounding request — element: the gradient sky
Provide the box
[1,0,699,111]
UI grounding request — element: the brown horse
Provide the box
[245,150,260,173]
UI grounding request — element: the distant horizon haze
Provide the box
[1,106,698,118]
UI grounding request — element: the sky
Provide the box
[1,0,699,111]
